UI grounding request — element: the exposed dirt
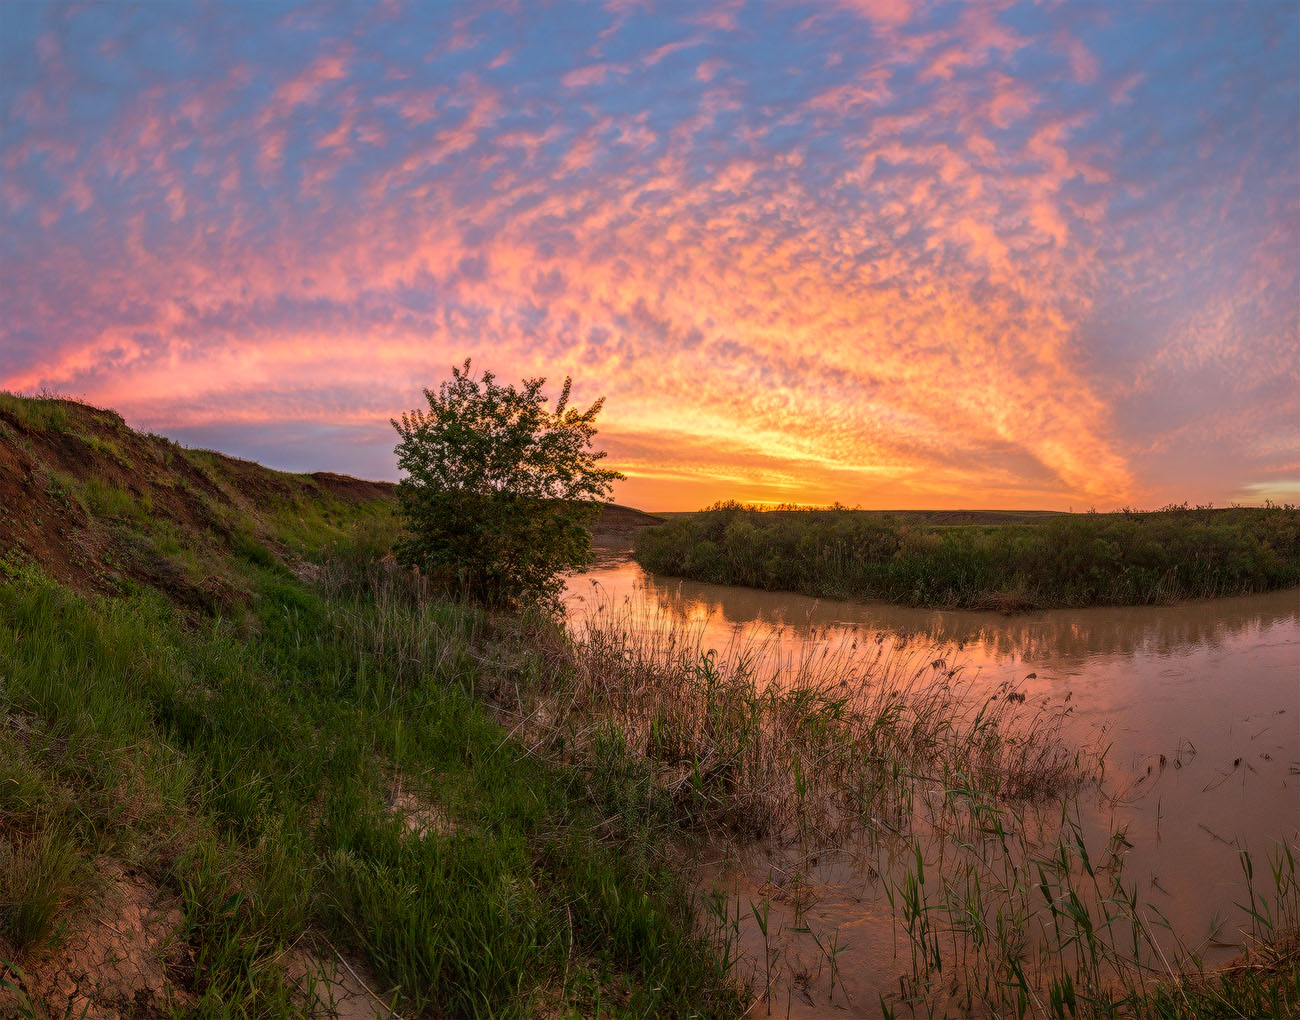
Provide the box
[0,861,192,1020]
[309,471,396,504]
[286,949,401,1019]
[387,781,456,839]
[0,398,395,603]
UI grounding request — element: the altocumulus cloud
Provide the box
[1,0,1296,509]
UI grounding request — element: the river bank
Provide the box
[633,502,1300,610]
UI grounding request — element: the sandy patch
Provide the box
[388,782,455,839]
[286,949,403,1019]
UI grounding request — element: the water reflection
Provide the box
[573,555,1300,668]
[564,553,1300,1016]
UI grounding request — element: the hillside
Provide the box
[0,394,739,1019]
[0,395,393,601]
[0,394,657,605]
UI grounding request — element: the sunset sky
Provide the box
[2,1,1297,511]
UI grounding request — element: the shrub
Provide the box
[392,360,623,607]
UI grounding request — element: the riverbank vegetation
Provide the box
[2,393,1296,1018]
[0,394,739,1017]
[391,361,622,607]
[634,501,1300,609]
[884,792,1299,1019]
[557,591,1083,842]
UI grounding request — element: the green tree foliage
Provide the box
[392,360,623,605]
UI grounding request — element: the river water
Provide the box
[565,551,1300,1016]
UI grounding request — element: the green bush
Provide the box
[392,360,623,607]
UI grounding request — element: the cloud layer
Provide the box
[2,0,1297,509]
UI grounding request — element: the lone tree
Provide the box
[392,360,623,606]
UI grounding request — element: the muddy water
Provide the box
[565,553,1300,1015]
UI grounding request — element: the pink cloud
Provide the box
[2,0,1293,512]
[836,0,913,28]
[562,63,619,88]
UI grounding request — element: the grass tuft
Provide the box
[0,824,90,956]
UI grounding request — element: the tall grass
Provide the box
[0,561,743,1017]
[0,824,90,955]
[885,787,1299,1019]
[635,502,1300,609]
[497,584,1088,844]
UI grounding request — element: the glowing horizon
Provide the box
[2,1,1297,512]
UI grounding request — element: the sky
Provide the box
[1,0,1297,511]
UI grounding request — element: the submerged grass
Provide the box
[635,502,1300,609]
[884,788,1299,1019]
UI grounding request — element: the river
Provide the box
[565,550,1300,1016]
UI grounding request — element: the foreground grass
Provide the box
[0,553,742,1017]
[634,502,1300,609]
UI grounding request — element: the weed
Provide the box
[0,392,68,433]
[525,585,1087,844]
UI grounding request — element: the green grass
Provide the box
[0,550,742,1017]
[634,501,1300,609]
[0,392,68,433]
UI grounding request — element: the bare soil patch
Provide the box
[0,861,192,1020]
[286,948,401,1019]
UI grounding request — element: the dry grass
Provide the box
[503,584,1089,845]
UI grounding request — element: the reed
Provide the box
[886,787,1299,1018]
[501,583,1088,845]
[635,502,1300,609]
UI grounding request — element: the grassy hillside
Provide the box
[635,501,1300,610]
[0,395,739,1018]
[0,394,396,605]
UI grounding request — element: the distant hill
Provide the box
[591,501,664,537]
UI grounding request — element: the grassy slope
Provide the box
[635,502,1300,610]
[0,396,739,1019]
